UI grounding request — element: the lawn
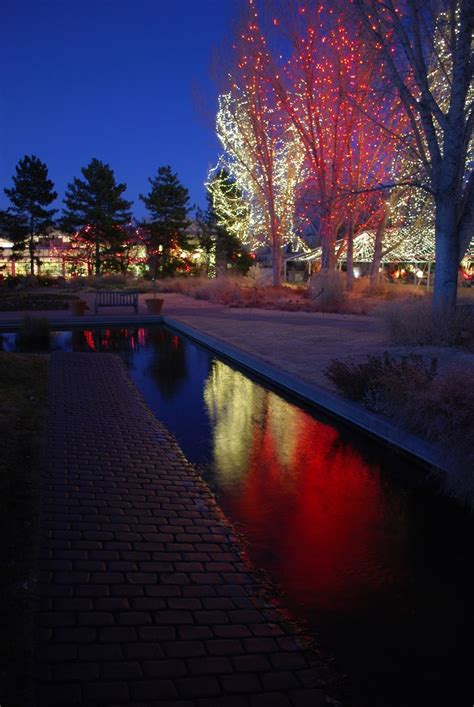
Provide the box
[0,352,48,707]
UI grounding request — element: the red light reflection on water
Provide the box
[220,408,405,615]
[79,327,148,352]
[83,330,95,351]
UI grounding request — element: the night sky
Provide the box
[0,0,238,217]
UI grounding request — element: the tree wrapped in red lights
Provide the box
[241,1,408,276]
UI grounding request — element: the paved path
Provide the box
[35,352,327,707]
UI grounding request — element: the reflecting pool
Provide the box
[3,325,473,706]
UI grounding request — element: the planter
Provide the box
[70,299,88,316]
[145,298,164,314]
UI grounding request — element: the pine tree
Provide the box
[199,171,253,276]
[140,166,191,277]
[4,155,57,275]
[62,158,132,276]
[0,210,29,264]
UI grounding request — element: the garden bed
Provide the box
[0,292,79,311]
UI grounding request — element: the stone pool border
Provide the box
[163,315,448,475]
[0,314,164,330]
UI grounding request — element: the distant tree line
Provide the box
[0,155,251,277]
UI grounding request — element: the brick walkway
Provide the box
[35,352,327,707]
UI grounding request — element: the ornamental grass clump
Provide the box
[17,316,51,352]
[325,352,438,408]
[326,353,474,502]
[382,299,473,347]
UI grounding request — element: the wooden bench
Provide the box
[94,290,139,314]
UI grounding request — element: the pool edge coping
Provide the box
[0,314,164,330]
[163,315,449,475]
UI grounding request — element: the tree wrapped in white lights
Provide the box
[213,90,306,286]
[205,167,249,248]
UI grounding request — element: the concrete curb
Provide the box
[0,314,163,330]
[164,315,448,474]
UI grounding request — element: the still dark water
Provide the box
[3,326,473,706]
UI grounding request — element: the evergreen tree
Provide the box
[202,170,253,275]
[62,158,132,276]
[4,155,57,275]
[140,166,191,277]
[0,210,28,260]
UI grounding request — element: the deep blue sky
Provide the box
[0,0,238,218]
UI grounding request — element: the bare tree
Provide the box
[352,0,473,312]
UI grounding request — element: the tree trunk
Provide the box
[272,242,282,287]
[320,217,336,271]
[345,221,354,292]
[215,235,227,276]
[95,231,100,277]
[370,211,389,289]
[29,217,35,276]
[432,196,459,314]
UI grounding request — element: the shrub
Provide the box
[2,275,39,290]
[36,275,66,288]
[0,293,78,311]
[246,264,272,287]
[83,274,129,289]
[16,316,51,351]
[202,278,241,305]
[381,299,473,347]
[396,363,474,443]
[388,362,474,502]
[324,352,437,405]
[326,352,474,503]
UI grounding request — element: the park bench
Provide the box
[94,290,139,314]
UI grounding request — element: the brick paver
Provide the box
[35,352,327,706]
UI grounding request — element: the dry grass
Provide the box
[0,353,48,707]
[379,299,474,348]
[156,275,310,310]
[147,272,468,318]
